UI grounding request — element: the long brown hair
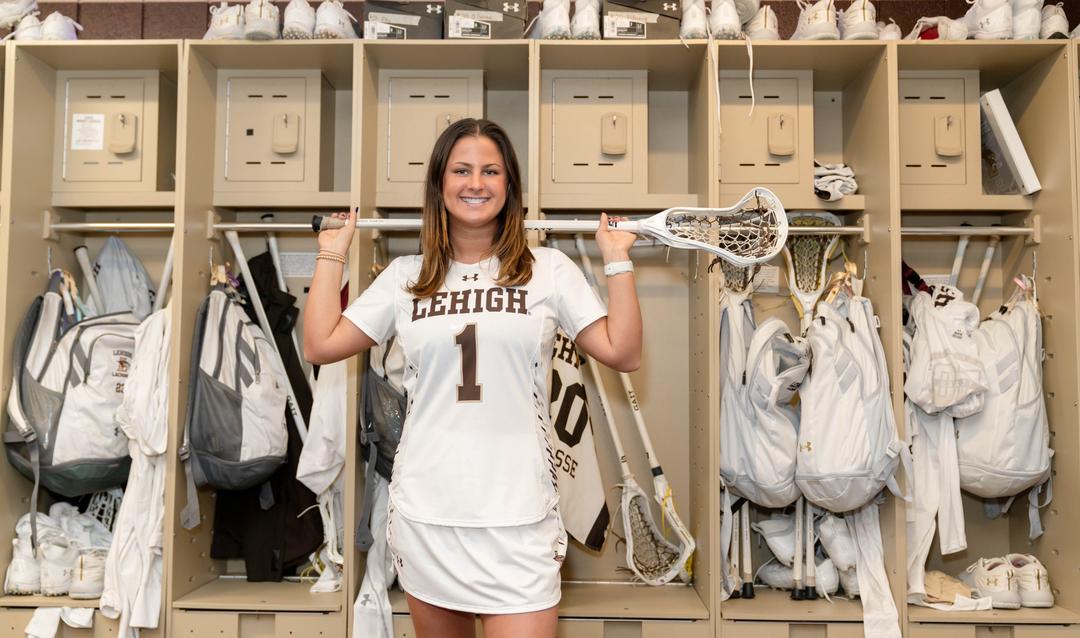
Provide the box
[407,118,533,298]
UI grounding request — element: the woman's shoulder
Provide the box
[385,254,423,274]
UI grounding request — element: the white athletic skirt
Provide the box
[387,503,567,615]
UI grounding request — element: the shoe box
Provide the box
[444,0,526,39]
[363,0,444,39]
[602,0,681,40]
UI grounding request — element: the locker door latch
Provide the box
[934,114,963,157]
[107,112,137,155]
[271,113,300,154]
[767,113,795,157]
[601,113,628,156]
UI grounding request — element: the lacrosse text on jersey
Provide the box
[342,248,608,527]
[410,287,529,322]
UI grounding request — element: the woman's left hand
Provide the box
[596,212,637,263]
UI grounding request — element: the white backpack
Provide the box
[955,281,1051,536]
[720,315,809,509]
[797,292,908,513]
[180,287,288,529]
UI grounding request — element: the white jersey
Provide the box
[343,247,607,527]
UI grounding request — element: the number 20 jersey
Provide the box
[343,247,607,527]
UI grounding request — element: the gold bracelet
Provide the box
[316,252,346,265]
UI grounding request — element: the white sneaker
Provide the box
[751,514,795,567]
[1012,0,1042,39]
[816,557,839,597]
[39,532,77,597]
[1040,3,1068,38]
[14,512,62,539]
[905,15,970,40]
[733,0,758,25]
[3,537,39,595]
[61,514,112,551]
[840,0,877,40]
[961,558,1022,610]
[68,548,107,600]
[961,0,1013,40]
[282,0,315,38]
[314,0,357,39]
[680,0,708,39]
[2,10,39,39]
[878,17,901,40]
[839,566,860,598]
[816,514,856,572]
[708,0,742,39]
[40,11,80,40]
[757,559,795,590]
[244,0,279,39]
[1072,23,1080,38]
[745,4,779,39]
[205,2,245,39]
[0,0,36,29]
[48,502,79,522]
[791,0,839,40]
[1005,554,1054,608]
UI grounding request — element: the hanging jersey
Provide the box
[343,247,607,527]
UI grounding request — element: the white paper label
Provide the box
[603,15,646,38]
[449,15,492,38]
[368,11,422,25]
[71,113,105,151]
[364,21,408,38]
[280,252,317,278]
[455,9,503,21]
[755,265,780,294]
[607,10,659,23]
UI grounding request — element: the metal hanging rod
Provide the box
[50,222,176,232]
[901,226,1035,237]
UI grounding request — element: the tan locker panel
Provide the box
[53,71,175,193]
[377,69,484,194]
[540,69,648,196]
[898,70,980,188]
[393,614,417,637]
[909,625,977,638]
[171,610,240,637]
[0,608,147,637]
[718,71,813,187]
[720,622,866,638]
[556,619,604,637]
[214,69,334,192]
[640,620,710,637]
[273,612,338,637]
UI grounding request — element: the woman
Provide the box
[304,118,642,638]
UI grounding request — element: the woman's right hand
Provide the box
[318,209,357,256]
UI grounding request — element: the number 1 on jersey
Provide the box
[455,323,482,402]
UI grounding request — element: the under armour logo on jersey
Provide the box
[426,3,441,13]
[800,442,813,452]
[663,2,676,10]
[462,273,479,282]
[359,594,372,606]
[503,2,520,11]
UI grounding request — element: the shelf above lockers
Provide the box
[0,594,101,609]
[172,578,341,613]
[51,190,176,209]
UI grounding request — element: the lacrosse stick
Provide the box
[971,235,999,307]
[718,257,760,599]
[313,188,788,267]
[224,230,308,441]
[571,235,697,582]
[730,502,741,596]
[263,214,316,389]
[74,245,105,314]
[781,211,841,600]
[949,224,972,288]
[152,232,175,313]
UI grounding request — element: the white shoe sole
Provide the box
[711,25,741,39]
[282,25,313,39]
[68,586,103,600]
[747,30,779,40]
[1020,600,1055,608]
[842,23,878,40]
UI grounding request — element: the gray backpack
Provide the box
[356,339,406,551]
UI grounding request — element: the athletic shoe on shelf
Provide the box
[1072,23,1080,38]
[2,11,40,39]
[1005,554,1054,608]
[282,0,315,38]
[840,0,877,40]
[960,558,1022,610]
[708,0,742,39]
[61,514,112,551]
[838,567,860,598]
[745,5,779,40]
[961,0,1013,40]
[0,0,37,30]
[816,557,839,598]
[905,16,969,40]
[68,548,107,600]
[3,537,40,595]
[751,514,796,567]
[14,512,62,540]
[733,0,758,25]
[816,513,856,572]
[314,0,358,39]
[878,18,901,40]
[1040,3,1068,39]
[48,502,79,522]
[39,532,77,597]
[757,559,795,590]
[1012,0,1043,39]
[791,0,839,40]
[40,11,80,40]
[205,2,244,39]
[244,0,280,39]
[680,0,709,40]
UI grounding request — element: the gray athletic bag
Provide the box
[356,339,406,551]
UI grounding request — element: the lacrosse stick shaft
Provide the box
[730,507,741,592]
[740,503,755,598]
[263,215,317,390]
[152,232,175,313]
[224,231,308,442]
[949,235,970,288]
[74,246,105,313]
[313,215,636,233]
[972,236,999,307]
[792,497,804,598]
[804,499,817,598]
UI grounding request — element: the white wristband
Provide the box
[604,260,634,277]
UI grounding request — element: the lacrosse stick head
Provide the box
[643,188,788,268]
[780,212,842,326]
[621,476,694,585]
